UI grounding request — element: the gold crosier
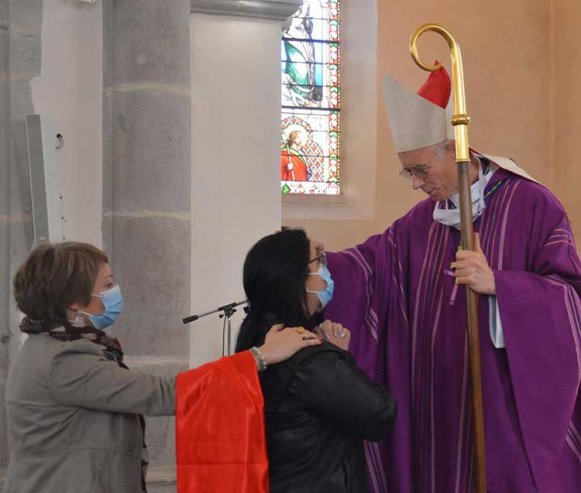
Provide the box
[410,23,487,493]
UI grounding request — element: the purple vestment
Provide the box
[326,168,581,492]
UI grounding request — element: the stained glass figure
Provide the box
[281,0,340,195]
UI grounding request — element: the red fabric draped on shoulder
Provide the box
[176,351,269,493]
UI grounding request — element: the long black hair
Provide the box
[236,228,313,352]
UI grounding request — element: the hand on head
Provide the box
[312,239,325,256]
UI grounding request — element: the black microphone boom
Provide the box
[182,300,248,325]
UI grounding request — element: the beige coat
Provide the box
[4,333,175,493]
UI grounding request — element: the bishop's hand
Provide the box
[451,233,496,295]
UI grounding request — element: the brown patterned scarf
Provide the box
[20,317,124,363]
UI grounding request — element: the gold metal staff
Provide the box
[410,23,487,493]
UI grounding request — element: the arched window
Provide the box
[280,0,340,195]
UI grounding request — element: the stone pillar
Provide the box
[0,0,10,478]
[103,0,191,486]
[188,0,301,368]
[0,0,41,482]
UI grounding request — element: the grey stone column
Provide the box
[103,0,191,485]
[0,0,9,481]
[0,0,41,483]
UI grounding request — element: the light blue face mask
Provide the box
[307,264,335,309]
[80,285,124,330]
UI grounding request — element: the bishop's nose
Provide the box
[412,174,425,190]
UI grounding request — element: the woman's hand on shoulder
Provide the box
[315,319,350,351]
[258,323,322,367]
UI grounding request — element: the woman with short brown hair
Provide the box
[5,241,321,493]
[13,242,109,322]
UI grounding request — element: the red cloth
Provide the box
[176,351,269,493]
[417,62,451,109]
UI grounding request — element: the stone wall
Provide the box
[0,0,41,484]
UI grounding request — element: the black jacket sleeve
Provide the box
[290,344,396,442]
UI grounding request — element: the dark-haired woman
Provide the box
[4,241,321,493]
[236,229,396,493]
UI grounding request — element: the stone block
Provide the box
[105,215,190,357]
[108,89,190,213]
[8,79,34,119]
[0,375,7,468]
[0,126,9,218]
[0,30,8,75]
[147,482,176,493]
[0,0,8,26]
[110,0,190,86]
[8,0,42,33]
[0,224,10,339]
[102,88,114,215]
[9,30,41,79]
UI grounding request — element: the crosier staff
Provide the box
[409,23,487,493]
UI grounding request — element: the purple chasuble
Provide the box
[326,169,581,493]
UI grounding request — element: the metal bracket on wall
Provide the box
[25,115,67,246]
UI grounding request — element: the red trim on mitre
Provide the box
[416,62,451,109]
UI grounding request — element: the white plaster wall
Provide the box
[190,14,282,367]
[31,0,102,246]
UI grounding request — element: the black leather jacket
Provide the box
[260,341,396,493]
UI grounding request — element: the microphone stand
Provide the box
[182,300,248,356]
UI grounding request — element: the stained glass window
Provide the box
[280,0,340,195]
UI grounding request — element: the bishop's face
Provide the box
[398,143,458,202]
